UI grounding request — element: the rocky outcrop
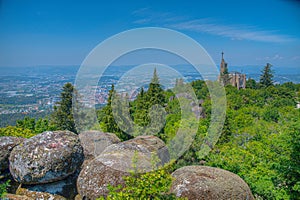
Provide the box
[16,187,66,200]
[102,135,170,169]
[4,193,33,200]
[0,136,25,172]
[77,135,170,199]
[79,130,120,160]
[170,166,255,200]
[21,169,80,199]
[9,131,84,184]
[77,158,130,200]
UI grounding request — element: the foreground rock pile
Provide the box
[0,137,25,172]
[77,135,170,199]
[0,130,254,200]
[170,165,255,200]
[9,131,84,184]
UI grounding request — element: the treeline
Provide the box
[0,111,50,127]
[1,65,300,199]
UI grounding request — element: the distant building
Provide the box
[218,52,246,89]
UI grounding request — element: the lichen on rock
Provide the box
[79,130,120,160]
[9,130,84,184]
[16,187,66,200]
[77,135,170,199]
[170,165,255,200]
[0,136,25,172]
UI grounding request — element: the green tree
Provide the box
[51,83,78,134]
[144,69,166,136]
[284,123,300,199]
[246,78,257,89]
[132,87,148,127]
[16,116,35,131]
[100,85,132,140]
[146,68,166,106]
[35,118,56,133]
[259,63,274,87]
[262,106,280,123]
[130,69,166,136]
[101,85,120,133]
[16,117,55,134]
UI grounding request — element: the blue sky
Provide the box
[0,0,300,68]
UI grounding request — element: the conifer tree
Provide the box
[133,87,148,127]
[51,83,77,133]
[146,68,166,106]
[259,63,274,87]
[101,85,132,140]
[131,68,166,136]
[101,84,120,133]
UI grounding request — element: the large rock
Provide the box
[102,135,170,168]
[4,193,32,200]
[0,136,25,172]
[9,131,84,184]
[16,188,66,200]
[170,166,255,200]
[21,169,80,199]
[77,159,130,200]
[79,130,120,160]
[77,135,170,199]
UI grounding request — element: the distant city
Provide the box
[0,64,299,127]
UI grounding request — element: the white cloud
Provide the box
[169,20,294,43]
[256,54,284,61]
[132,9,296,43]
[291,55,300,60]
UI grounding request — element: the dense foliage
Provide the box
[1,68,299,199]
[99,69,166,140]
[98,162,183,200]
[0,111,50,128]
[175,82,300,199]
[0,126,36,138]
[96,68,300,199]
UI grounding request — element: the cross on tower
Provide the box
[221,51,224,59]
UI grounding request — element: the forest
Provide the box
[1,66,300,199]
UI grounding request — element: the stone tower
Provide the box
[218,52,246,89]
[220,52,228,75]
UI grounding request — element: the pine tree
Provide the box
[101,84,120,133]
[101,85,132,140]
[259,63,274,87]
[51,83,78,133]
[133,87,148,127]
[146,68,166,106]
[131,68,166,136]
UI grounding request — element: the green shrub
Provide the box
[0,126,36,138]
[0,179,10,198]
[98,160,185,200]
